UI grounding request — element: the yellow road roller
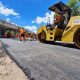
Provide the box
[37,2,80,48]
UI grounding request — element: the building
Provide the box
[0,20,18,37]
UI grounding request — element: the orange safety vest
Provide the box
[19,29,25,34]
[16,34,18,37]
[25,33,28,37]
[54,14,62,24]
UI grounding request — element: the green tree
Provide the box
[67,0,80,16]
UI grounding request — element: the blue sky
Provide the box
[0,0,68,33]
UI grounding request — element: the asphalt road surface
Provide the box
[0,38,80,80]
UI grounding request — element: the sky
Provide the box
[0,0,68,33]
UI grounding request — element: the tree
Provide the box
[67,0,80,16]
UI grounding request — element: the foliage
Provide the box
[67,0,80,16]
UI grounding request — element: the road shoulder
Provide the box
[0,42,28,80]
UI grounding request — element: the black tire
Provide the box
[38,31,46,43]
[74,29,80,48]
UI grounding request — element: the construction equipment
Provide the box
[37,1,80,48]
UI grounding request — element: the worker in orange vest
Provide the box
[53,12,65,29]
[54,13,62,24]
[54,12,65,28]
[25,32,28,40]
[19,28,25,41]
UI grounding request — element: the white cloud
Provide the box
[32,12,55,24]
[11,22,18,26]
[15,15,21,19]
[6,18,10,22]
[32,17,46,24]
[24,26,37,33]
[0,2,20,17]
[5,18,18,26]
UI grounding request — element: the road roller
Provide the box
[37,1,80,48]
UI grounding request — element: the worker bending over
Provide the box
[19,28,25,41]
[30,33,34,41]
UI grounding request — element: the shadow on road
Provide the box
[0,40,10,48]
[44,41,79,50]
[2,44,10,48]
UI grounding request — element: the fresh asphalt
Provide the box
[0,38,80,80]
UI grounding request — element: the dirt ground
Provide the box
[0,42,28,80]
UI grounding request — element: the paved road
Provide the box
[0,38,80,80]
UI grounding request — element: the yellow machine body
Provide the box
[62,16,80,43]
[37,16,80,47]
[37,2,80,48]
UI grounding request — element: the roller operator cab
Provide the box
[37,1,80,48]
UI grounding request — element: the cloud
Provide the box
[5,18,18,26]
[11,22,18,26]
[6,18,10,22]
[32,12,55,24]
[15,15,21,19]
[32,17,46,24]
[0,2,20,17]
[24,26,37,33]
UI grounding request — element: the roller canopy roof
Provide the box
[49,1,72,14]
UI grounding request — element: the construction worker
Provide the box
[54,13,62,24]
[53,12,65,41]
[53,12,65,29]
[30,33,34,40]
[16,33,19,39]
[25,32,28,40]
[19,28,25,41]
